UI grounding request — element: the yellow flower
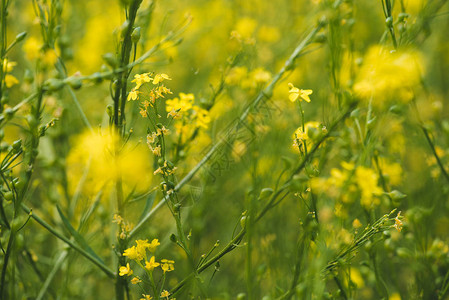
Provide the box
[140,295,152,300]
[166,93,194,115]
[119,263,133,276]
[153,73,171,84]
[352,218,362,229]
[160,259,175,273]
[193,106,211,129]
[139,108,148,118]
[148,239,160,252]
[5,74,19,88]
[394,211,403,232]
[161,290,170,298]
[288,83,312,103]
[131,277,142,284]
[132,73,152,90]
[355,166,383,208]
[167,109,180,119]
[127,89,139,101]
[2,59,17,73]
[251,68,271,84]
[145,256,160,272]
[353,46,423,106]
[123,246,141,261]
[151,145,161,156]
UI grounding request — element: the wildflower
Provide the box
[167,109,180,119]
[131,277,142,284]
[123,246,141,261]
[139,108,148,118]
[132,73,152,90]
[352,218,362,229]
[142,100,151,108]
[2,59,17,73]
[151,145,161,156]
[5,74,19,88]
[160,259,175,273]
[288,83,312,103]
[394,211,403,232]
[140,295,152,300]
[193,106,211,129]
[166,93,194,114]
[136,239,151,259]
[154,167,163,175]
[153,73,171,84]
[119,263,133,276]
[148,239,160,252]
[156,126,170,136]
[127,89,139,101]
[145,256,160,272]
[147,133,157,145]
[251,68,271,84]
[355,166,383,208]
[353,46,423,106]
[161,290,170,298]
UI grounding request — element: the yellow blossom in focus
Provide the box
[127,89,139,101]
[119,263,133,276]
[160,259,175,273]
[140,295,152,300]
[148,239,160,252]
[145,256,160,272]
[132,73,152,90]
[161,290,170,298]
[131,277,142,284]
[153,73,171,84]
[288,83,312,103]
[123,246,141,261]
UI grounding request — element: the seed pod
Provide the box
[131,27,141,43]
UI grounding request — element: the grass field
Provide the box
[1,0,449,299]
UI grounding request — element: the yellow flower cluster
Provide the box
[127,73,173,117]
[66,130,152,199]
[353,46,423,107]
[165,93,211,136]
[225,66,272,89]
[3,59,19,88]
[113,214,133,240]
[120,238,175,280]
[292,121,327,152]
[310,162,384,213]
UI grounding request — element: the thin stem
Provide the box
[130,23,324,238]
[21,203,115,278]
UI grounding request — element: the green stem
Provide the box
[130,23,324,238]
[21,203,115,278]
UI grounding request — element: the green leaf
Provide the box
[56,205,104,264]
